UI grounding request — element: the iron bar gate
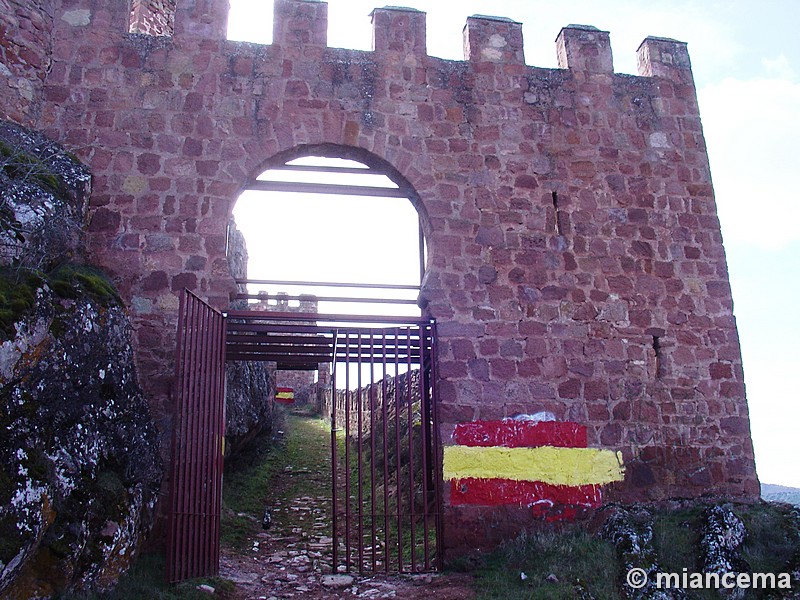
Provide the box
[167,305,441,582]
[166,290,227,583]
[330,321,442,574]
[224,310,442,574]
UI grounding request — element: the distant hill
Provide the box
[762,483,800,506]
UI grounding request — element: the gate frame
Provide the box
[167,302,442,582]
[166,290,227,583]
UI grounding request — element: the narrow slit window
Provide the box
[552,191,563,235]
[652,335,662,378]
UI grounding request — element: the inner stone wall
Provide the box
[3,0,759,553]
[0,0,56,126]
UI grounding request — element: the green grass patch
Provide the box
[471,528,621,599]
[0,267,43,338]
[55,552,235,600]
[738,502,799,577]
[0,264,120,340]
[465,502,800,600]
[221,411,331,548]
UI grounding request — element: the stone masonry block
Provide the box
[463,15,524,64]
[371,6,426,55]
[556,24,613,73]
[273,0,328,46]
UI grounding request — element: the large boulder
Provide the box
[0,120,90,270]
[0,120,163,598]
[0,275,163,598]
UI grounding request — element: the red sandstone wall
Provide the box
[0,0,55,126]
[33,0,758,551]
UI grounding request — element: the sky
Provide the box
[228,0,800,488]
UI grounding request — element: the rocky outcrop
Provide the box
[225,360,276,457]
[0,120,90,269]
[600,506,687,600]
[0,281,163,598]
[224,217,276,457]
[0,120,162,598]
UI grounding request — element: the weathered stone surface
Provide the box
[0,286,162,598]
[0,120,91,269]
[223,217,276,456]
[0,119,161,598]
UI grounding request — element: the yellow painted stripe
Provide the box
[443,445,625,486]
[276,392,294,398]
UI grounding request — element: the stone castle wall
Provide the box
[1,0,759,552]
[0,0,56,126]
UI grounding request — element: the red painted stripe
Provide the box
[449,478,602,508]
[453,420,587,448]
[275,397,294,404]
[277,387,294,393]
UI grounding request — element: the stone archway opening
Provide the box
[230,152,426,317]
[211,150,440,578]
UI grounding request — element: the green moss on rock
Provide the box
[0,268,44,338]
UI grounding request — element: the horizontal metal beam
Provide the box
[269,164,377,175]
[235,278,420,291]
[236,293,418,305]
[245,179,406,198]
[225,310,433,326]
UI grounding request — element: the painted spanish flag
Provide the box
[275,387,295,404]
[444,420,625,520]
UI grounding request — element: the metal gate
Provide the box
[224,310,442,574]
[167,302,441,582]
[330,322,442,573]
[166,290,227,583]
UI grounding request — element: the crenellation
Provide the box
[637,36,693,84]
[463,14,524,65]
[556,25,614,74]
[173,0,229,40]
[273,0,328,47]
[371,6,426,55]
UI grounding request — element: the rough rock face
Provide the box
[0,285,163,598]
[699,505,749,600]
[224,217,276,457]
[225,360,276,457]
[0,120,162,598]
[0,120,91,269]
[601,506,687,600]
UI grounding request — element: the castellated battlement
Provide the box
[1,0,758,556]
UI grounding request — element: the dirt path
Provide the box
[218,412,475,599]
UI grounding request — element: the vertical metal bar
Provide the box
[418,221,425,284]
[394,327,403,572]
[430,322,444,570]
[202,303,213,576]
[406,327,416,571]
[212,310,226,575]
[381,330,390,573]
[180,294,200,581]
[369,331,377,573]
[191,300,209,579]
[419,324,431,570]
[344,332,351,573]
[356,330,364,573]
[331,331,339,572]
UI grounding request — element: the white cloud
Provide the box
[762,53,795,79]
[699,74,800,249]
